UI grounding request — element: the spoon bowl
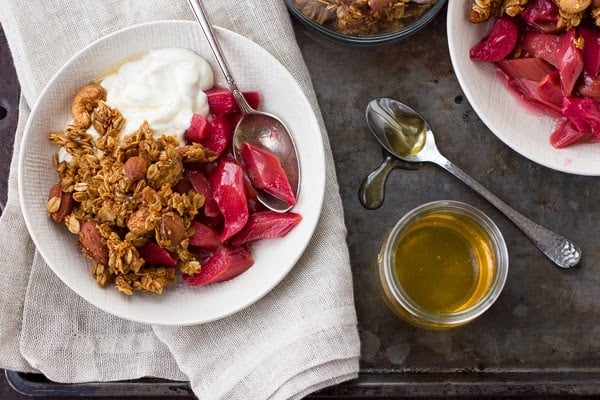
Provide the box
[232,110,300,211]
[365,97,582,269]
[188,0,300,212]
[366,97,440,163]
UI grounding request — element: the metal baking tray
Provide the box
[6,369,600,397]
[2,9,600,398]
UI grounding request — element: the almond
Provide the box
[157,213,185,251]
[79,221,109,265]
[124,156,149,181]
[48,183,74,223]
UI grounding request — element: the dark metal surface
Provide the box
[1,6,600,399]
[0,23,19,211]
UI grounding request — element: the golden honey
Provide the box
[394,212,494,313]
[378,201,508,329]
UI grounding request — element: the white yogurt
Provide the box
[99,48,214,143]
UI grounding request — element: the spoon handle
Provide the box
[435,155,581,269]
[187,0,253,113]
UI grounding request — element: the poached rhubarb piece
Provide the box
[497,57,554,82]
[520,31,560,67]
[240,142,296,207]
[202,114,233,156]
[556,29,584,97]
[470,16,520,62]
[520,0,559,33]
[580,27,600,77]
[183,245,254,286]
[550,118,588,148]
[231,211,302,246]
[189,221,221,249]
[184,113,209,143]
[138,241,178,267]
[208,157,249,242]
[470,7,600,148]
[205,86,261,115]
[578,72,600,98]
[562,97,600,138]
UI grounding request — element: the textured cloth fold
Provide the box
[0,0,360,399]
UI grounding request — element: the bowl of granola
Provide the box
[285,0,448,45]
[18,20,326,325]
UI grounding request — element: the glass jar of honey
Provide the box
[378,200,509,329]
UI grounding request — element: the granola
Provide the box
[47,96,210,295]
[292,0,439,36]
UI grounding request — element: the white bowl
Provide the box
[447,1,600,176]
[18,21,326,326]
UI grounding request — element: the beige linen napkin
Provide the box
[0,1,360,398]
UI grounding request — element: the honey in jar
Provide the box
[378,201,508,329]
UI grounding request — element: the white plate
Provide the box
[18,21,326,326]
[447,1,600,176]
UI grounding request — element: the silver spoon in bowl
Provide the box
[187,0,300,213]
[366,97,581,269]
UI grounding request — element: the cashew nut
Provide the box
[557,0,592,13]
[71,83,107,129]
